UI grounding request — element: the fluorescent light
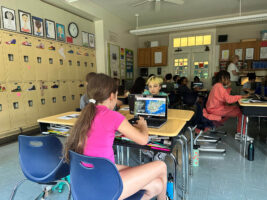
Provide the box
[130,13,267,35]
[65,0,78,3]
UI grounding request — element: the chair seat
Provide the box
[124,190,146,200]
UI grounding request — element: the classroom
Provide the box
[0,0,267,200]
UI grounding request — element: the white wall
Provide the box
[0,0,94,46]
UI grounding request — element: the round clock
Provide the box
[68,22,79,38]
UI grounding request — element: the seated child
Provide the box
[162,73,174,94]
[205,70,252,141]
[80,72,96,110]
[130,77,146,94]
[65,73,169,200]
[242,73,260,95]
[177,77,198,106]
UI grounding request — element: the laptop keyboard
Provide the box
[146,119,166,128]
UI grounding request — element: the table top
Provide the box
[38,110,188,137]
[198,88,208,92]
[238,99,267,107]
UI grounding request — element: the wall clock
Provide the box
[68,22,79,38]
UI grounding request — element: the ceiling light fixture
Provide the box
[129,13,267,35]
[65,0,78,3]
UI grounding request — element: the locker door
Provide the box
[36,81,51,118]
[45,41,58,81]
[19,35,36,81]
[75,46,83,80]
[65,44,75,80]
[56,43,68,80]
[0,91,11,133]
[59,81,71,113]
[7,82,26,129]
[32,38,48,81]
[2,32,21,81]
[89,49,97,73]
[23,82,39,126]
[47,81,61,115]
[0,32,8,82]
[82,47,90,78]
[68,81,80,111]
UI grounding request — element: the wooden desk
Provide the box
[37,112,80,126]
[238,99,267,156]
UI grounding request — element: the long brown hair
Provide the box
[64,73,118,162]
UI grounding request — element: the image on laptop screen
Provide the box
[134,96,167,117]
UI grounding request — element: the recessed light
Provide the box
[65,0,78,3]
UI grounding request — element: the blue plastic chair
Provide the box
[69,150,145,200]
[10,135,71,200]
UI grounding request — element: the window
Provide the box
[173,34,211,47]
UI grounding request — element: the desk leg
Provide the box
[169,153,178,200]
[127,147,130,166]
[241,115,244,140]
[176,139,186,200]
[116,146,120,164]
[243,116,249,157]
[188,126,194,176]
[180,135,189,195]
[121,146,124,165]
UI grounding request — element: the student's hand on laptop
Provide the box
[133,117,148,131]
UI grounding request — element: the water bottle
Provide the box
[193,145,200,166]
[248,141,254,161]
[167,173,174,200]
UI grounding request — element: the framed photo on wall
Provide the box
[82,31,89,47]
[56,23,65,41]
[18,10,32,34]
[45,19,56,39]
[89,33,95,48]
[1,7,16,31]
[32,16,44,37]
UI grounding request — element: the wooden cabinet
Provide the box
[138,46,168,67]
[138,48,150,67]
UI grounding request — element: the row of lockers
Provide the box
[0,80,86,134]
[0,30,96,82]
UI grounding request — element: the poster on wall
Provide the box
[45,19,56,39]
[89,33,95,48]
[82,31,89,47]
[2,7,16,31]
[125,48,134,80]
[221,50,229,60]
[234,49,242,60]
[108,43,120,78]
[245,48,254,60]
[18,10,32,34]
[120,48,125,79]
[260,47,267,59]
[56,23,65,41]
[32,16,44,37]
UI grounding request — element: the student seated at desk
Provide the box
[242,73,261,95]
[161,73,174,94]
[191,76,204,90]
[129,77,146,94]
[65,73,168,200]
[173,74,180,89]
[143,76,169,105]
[205,70,252,141]
[177,77,198,106]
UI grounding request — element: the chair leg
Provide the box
[56,180,71,200]
[9,179,27,200]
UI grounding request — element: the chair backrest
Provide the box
[69,150,123,200]
[18,135,64,181]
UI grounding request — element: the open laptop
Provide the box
[192,82,204,89]
[129,95,168,128]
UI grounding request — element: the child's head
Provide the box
[247,73,256,82]
[194,76,200,83]
[146,76,163,95]
[232,55,239,64]
[64,73,118,162]
[216,70,230,86]
[5,11,14,20]
[173,75,180,83]
[180,77,188,86]
[22,14,28,22]
[113,77,120,87]
[130,77,146,94]
[165,73,172,81]
[85,72,96,85]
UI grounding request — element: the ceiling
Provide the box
[85,0,267,27]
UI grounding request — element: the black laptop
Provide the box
[129,95,168,128]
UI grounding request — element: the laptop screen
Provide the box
[134,96,167,119]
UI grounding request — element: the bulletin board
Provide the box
[125,48,134,80]
[108,43,120,78]
[120,48,125,79]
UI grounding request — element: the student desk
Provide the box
[38,110,193,200]
[238,100,267,156]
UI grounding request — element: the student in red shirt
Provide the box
[205,70,252,141]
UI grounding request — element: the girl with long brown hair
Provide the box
[64,73,168,200]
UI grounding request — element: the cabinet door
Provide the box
[138,48,150,67]
[150,46,168,66]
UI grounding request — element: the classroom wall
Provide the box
[0,0,95,45]
[137,22,267,79]
[0,0,96,139]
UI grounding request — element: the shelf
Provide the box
[240,69,267,71]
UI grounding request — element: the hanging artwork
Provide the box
[125,48,134,80]
[56,23,65,41]
[45,19,56,39]
[82,31,89,47]
[89,33,95,48]
[108,43,120,78]
[18,10,32,34]
[2,7,16,31]
[32,16,44,37]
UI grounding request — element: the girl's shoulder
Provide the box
[159,91,168,96]
[143,90,150,95]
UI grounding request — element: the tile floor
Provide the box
[0,117,266,200]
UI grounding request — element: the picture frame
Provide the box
[32,16,44,37]
[18,10,32,34]
[45,19,56,40]
[1,6,16,31]
[82,31,89,47]
[56,23,65,42]
[89,33,95,48]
